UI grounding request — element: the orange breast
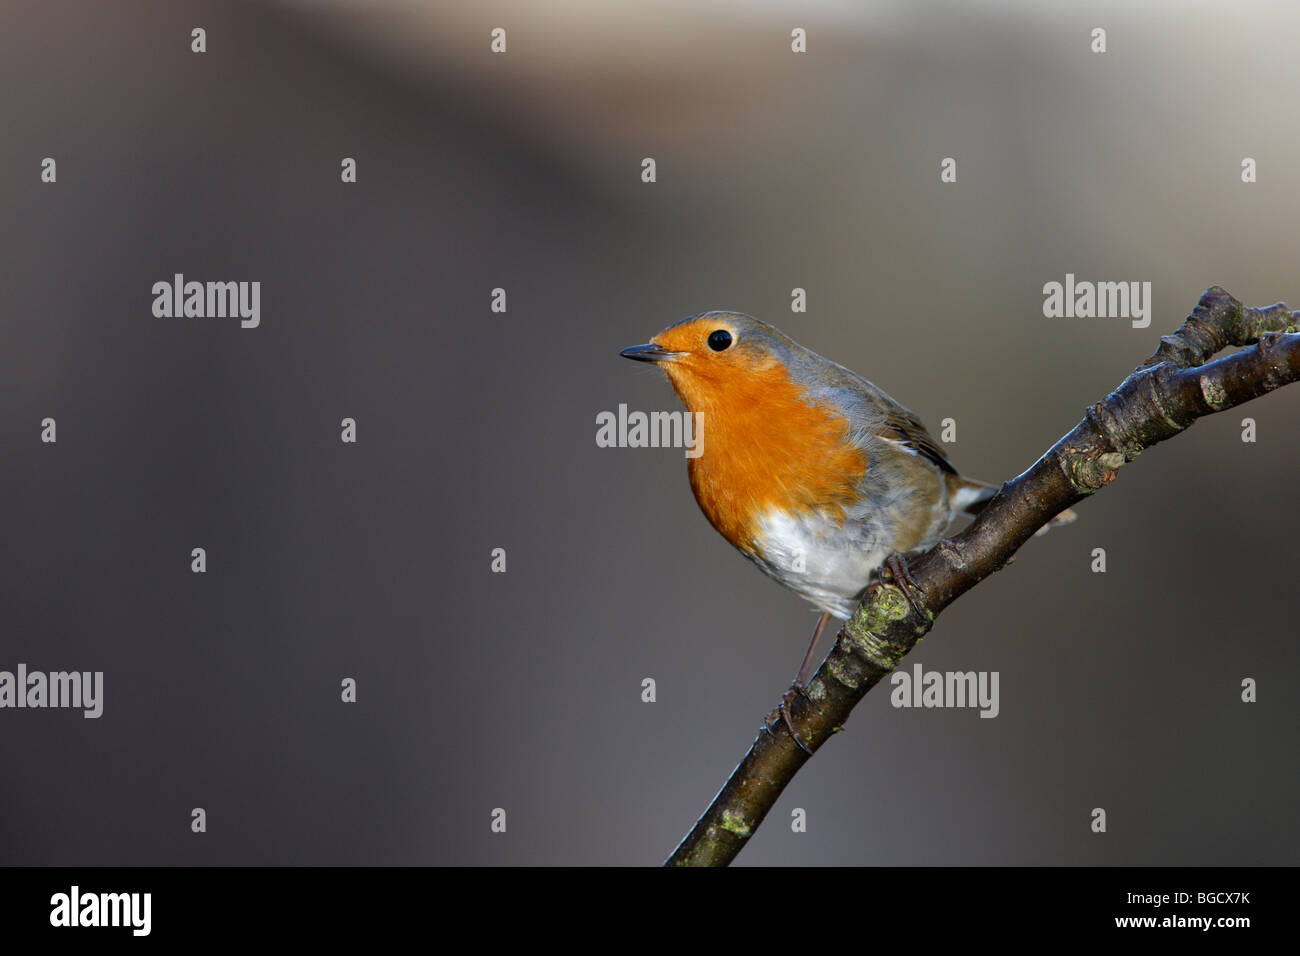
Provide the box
[666,358,867,554]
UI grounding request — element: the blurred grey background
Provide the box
[1,0,1295,865]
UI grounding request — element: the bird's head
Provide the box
[619,311,797,413]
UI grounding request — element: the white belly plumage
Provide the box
[749,507,895,620]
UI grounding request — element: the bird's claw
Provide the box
[764,683,814,754]
[882,551,927,619]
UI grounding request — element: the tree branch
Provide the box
[665,287,1300,867]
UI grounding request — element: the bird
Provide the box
[621,311,1074,750]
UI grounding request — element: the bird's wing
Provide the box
[804,372,958,477]
[873,407,958,475]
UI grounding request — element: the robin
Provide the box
[621,311,1074,751]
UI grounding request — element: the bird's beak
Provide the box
[619,343,679,363]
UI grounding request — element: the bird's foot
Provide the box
[882,551,927,619]
[762,683,814,755]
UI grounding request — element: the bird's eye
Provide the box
[707,329,733,351]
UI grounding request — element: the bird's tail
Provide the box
[947,475,1078,533]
